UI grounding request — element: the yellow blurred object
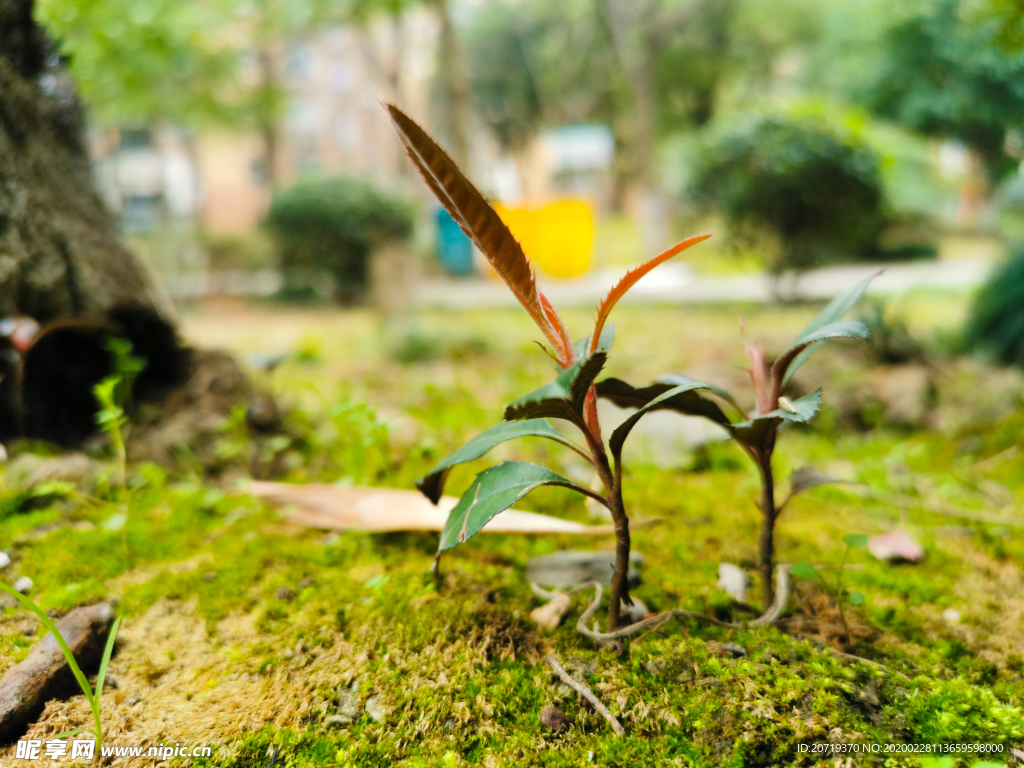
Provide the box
[493,200,594,279]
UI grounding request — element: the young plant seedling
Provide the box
[791,533,868,644]
[93,376,129,503]
[389,104,711,630]
[598,273,878,609]
[0,583,120,754]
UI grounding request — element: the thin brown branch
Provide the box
[546,656,625,737]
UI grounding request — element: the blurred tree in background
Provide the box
[34,0,239,126]
[688,114,886,274]
[857,0,1024,180]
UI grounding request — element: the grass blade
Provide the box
[94,615,121,704]
[51,727,94,740]
[0,583,94,706]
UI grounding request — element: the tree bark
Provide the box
[0,1,195,445]
[0,0,169,324]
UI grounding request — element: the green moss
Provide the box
[2,302,1022,766]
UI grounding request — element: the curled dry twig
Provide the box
[545,656,625,737]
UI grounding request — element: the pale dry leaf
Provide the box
[250,482,615,536]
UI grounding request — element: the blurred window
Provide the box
[287,102,320,136]
[335,114,360,152]
[121,195,160,233]
[119,128,152,150]
[332,62,352,94]
[249,158,269,184]
[285,44,315,81]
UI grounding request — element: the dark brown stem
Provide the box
[568,408,629,631]
[757,450,776,609]
[606,486,631,631]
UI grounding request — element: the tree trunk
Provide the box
[0,0,169,323]
[430,0,470,168]
[0,0,192,445]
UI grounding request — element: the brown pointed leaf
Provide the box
[386,104,543,323]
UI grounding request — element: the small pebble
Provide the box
[706,640,746,658]
[127,695,142,706]
[539,704,570,733]
[22,626,35,637]
[0,552,10,569]
[13,576,32,594]
[275,586,296,602]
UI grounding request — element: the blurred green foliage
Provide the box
[688,114,886,273]
[266,176,414,304]
[857,0,1024,178]
[965,246,1024,366]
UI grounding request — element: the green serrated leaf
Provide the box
[504,352,608,422]
[782,272,879,384]
[790,562,818,579]
[596,378,732,427]
[415,419,582,504]
[847,591,865,606]
[774,320,869,384]
[843,533,869,548]
[730,389,822,449]
[657,374,747,419]
[438,461,589,552]
[608,381,715,460]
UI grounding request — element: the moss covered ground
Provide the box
[0,297,1022,766]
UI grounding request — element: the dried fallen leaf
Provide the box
[867,527,924,563]
[250,482,617,536]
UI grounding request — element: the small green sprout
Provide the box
[0,582,120,755]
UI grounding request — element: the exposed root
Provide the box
[545,656,625,737]
[542,565,792,643]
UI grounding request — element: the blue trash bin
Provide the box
[435,208,475,276]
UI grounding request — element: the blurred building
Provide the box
[91,14,438,235]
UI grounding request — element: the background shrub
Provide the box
[266,177,414,304]
[688,115,887,273]
[965,247,1024,366]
